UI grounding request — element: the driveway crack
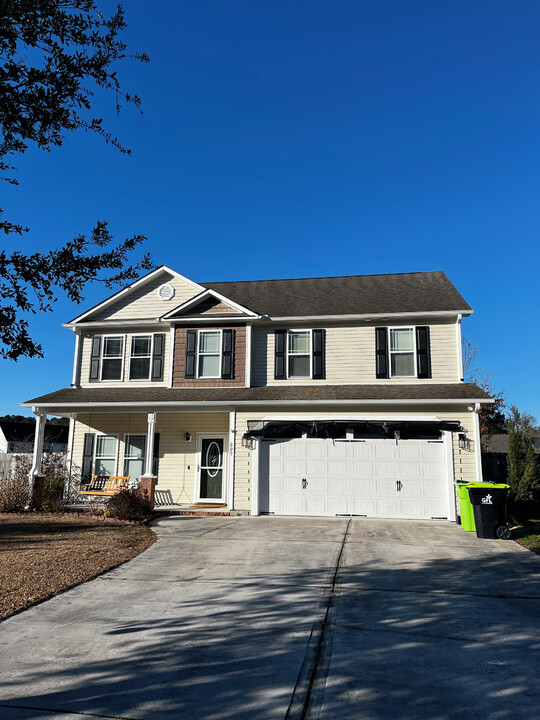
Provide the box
[285,517,351,720]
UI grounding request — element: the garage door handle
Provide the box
[396,480,402,492]
[302,478,308,489]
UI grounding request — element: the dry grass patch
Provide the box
[0,513,156,621]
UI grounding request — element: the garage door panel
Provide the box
[259,436,449,520]
[351,443,374,458]
[422,443,444,459]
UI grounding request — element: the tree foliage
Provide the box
[0,1,153,360]
[462,340,505,445]
[506,406,539,503]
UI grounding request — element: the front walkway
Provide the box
[1,517,539,719]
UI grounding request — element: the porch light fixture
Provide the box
[458,432,467,450]
[184,432,191,443]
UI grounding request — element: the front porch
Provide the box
[25,409,238,511]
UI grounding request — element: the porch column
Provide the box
[140,412,157,506]
[28,409,47,509]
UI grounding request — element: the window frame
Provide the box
[388,326,417,378]
[129,334,154,382]
[287,328,312,379]
[93,434,119,477]
[197,329,223,379]
[123,433,147,481]
[99,335,126,382]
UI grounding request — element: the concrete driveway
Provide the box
[1,516,540,720]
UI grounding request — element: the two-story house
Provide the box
[22,266,492,521]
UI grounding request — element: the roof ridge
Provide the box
[202,270,444,285]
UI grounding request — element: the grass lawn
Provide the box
[514,519,540,555]
[0,513,156,621]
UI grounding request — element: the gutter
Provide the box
[20,397,494,410]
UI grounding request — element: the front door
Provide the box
[197,435,226,502]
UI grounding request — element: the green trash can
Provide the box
[455,482,476,532]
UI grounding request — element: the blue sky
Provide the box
[2,0,539,418]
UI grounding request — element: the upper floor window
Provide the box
[198,330,222,378]
[130,336,152,380]
[275,329,325,380]
[184,329,236,381]
[375,326,431,379]
[288,330,311,378]
[389,328,415,377]
[101,336,124,381]
[89,333,165,384]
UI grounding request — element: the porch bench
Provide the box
[79,475,130,496]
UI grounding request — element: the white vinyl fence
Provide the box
[0,453,16,478]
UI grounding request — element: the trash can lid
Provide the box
[466,481,509,489]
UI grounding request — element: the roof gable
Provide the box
[161,289,259,320]
[69,266,205,324]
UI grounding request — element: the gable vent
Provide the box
[157,284,175,301]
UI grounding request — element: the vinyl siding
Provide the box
[90,275,201,321]
[233,408,478,512]
[79,328,170,388]
[71,412,229,505]
[251,321,459,386]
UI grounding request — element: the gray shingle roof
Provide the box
[23,383,491,407]
[204,271,471,317]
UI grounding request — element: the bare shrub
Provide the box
[107,488,152,521]
[0,474,29,512]
[10,453,68,512]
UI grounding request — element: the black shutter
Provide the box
[312,329,326,379]
[82,433,95,483]
[152,433,160,478]
[151,333,165,381]
[416,326,432,379]
[221,329,235,379]
[274,330,286,379]
[89,336,101,382]
[185,330,197,378]
[375,327,389,379]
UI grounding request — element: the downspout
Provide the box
[472,402,483,482]
[456,314,464,381]
[71,329,81,388]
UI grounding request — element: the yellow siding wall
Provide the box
[78,328,171,388]
[251,321,459,386]
[71,412,229,505]
[233,408,478,512]
[90,274,201,321]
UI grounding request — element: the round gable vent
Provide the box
[157,283,175,301]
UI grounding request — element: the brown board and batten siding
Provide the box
[251,320,459,387]
[172,325,247,387]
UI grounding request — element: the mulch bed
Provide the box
[0,513,156,621]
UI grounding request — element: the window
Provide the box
[129,336,152,380]
[389,328,415,377]
[101,336,124,380]
[288,330,311,378]
[94,435,118,476]
[198,330,221,378]
[123,435,146,481]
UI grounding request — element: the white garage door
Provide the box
[259,437,449,519]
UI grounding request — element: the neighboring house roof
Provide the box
[485,433,540,454]
[0,421,69,445]
[204,270,472,317]
[22,383,491,408]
